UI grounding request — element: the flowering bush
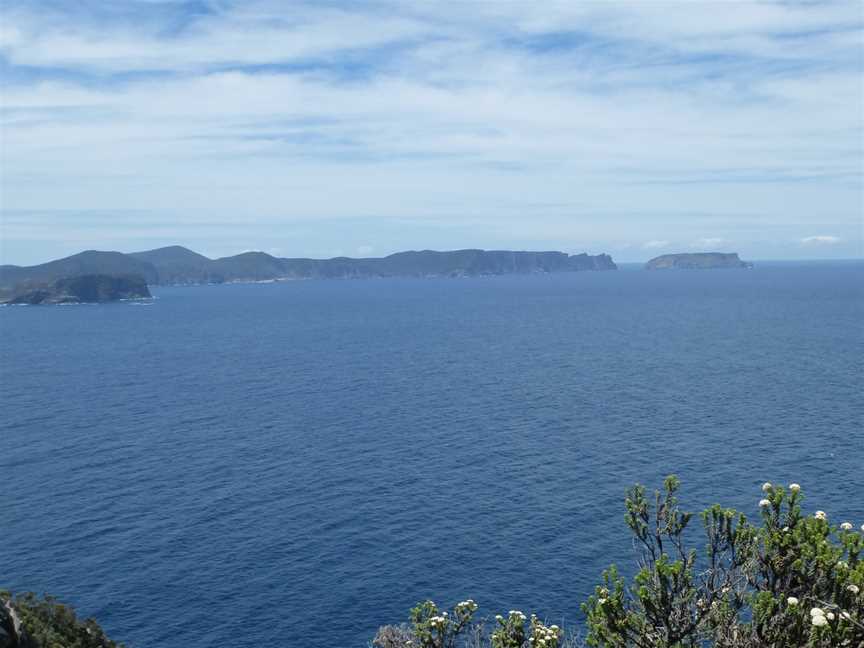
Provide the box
[375,478,863,648]
[582,477,864,647]
[374,605,579,648]
[407,599,479,648]
[490,610,527,648]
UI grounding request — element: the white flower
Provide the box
[861,523,864,532]
[495,615,503,622]
[787,597,799,606]
[848,584,860,594]
[550,625,559,631]
[837,561,848,569]
[812,614,828,627]
[762,482,773,492]
[598,598,607,605]
[782,526,790,532]
[811,607,825,617]
[826,612,835,621]
[814,511,827,521]
[789,483,801,492]
[840,611,852,621]
[841,522,853,531]
[759,499,771,507]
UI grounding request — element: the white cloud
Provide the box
[0,1,861,263]
[642,240,670,249]
[800,235,841,246]
[0,4,429,72]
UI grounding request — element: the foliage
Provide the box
[581,478,864,647]
[0,591,122,648]
[376,478,863,648]
[407,599,479,648]
[373,602,580,648]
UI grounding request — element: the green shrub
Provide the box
[0,591,122,648]
[376,478,863,647]
[582,477,863,647]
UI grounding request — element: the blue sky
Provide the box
[1,0,862,264]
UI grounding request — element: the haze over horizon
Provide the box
[1,1,862,265]
[2,242,861,271]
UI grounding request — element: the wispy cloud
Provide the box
[800,235,841,246]
[0,1,862,263]
[642,240,671,250]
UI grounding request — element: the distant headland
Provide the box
[2,274,152,305]
[0,246,617,303]
[645,252,753,270]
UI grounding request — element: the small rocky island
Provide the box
[645,252,752,270]
[1,274,151,305]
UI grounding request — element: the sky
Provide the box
[1,0,862,265]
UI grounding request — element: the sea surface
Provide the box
[1,262,863,647]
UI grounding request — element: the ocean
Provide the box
[1,262,862,647]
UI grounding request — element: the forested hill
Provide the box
[0,247,617,287]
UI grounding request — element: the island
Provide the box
[1,247,617,289]
[1,274,152,305]
[645,252,752,270]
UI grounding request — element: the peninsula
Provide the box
[1,274,152,305]
[645,252,752,270]
[0,247,617,290]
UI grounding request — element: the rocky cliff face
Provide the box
[0,601,34,648]
[2,274,151,305]
[645,253,752,270]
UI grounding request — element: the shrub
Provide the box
[582,477,863,647]
[0,591,122,648]
[376,478,863,647]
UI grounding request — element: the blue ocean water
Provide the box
[1,263,863,647]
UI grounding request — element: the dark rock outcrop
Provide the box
[2,274,151,305]
[0,602,16,648]
[645,252,752,270]
[0,601,34,648]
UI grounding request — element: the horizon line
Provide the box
[2,244,862,269]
